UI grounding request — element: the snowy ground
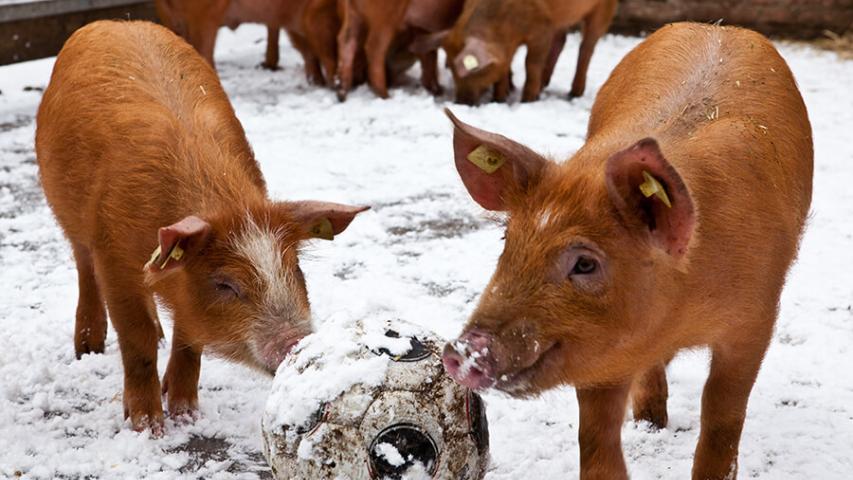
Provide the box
[1,24,852,479]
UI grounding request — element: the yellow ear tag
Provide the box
[467,145,505,174]
[639,170,672,208]
[158,243,185,270]
[463,54,479,71]
[310,218,335,240]
[144,245,162,270]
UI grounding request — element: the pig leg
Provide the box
[364,27,395,99]
[570,0,616,98]
[304,6,340,87]
[418,49,443,95]
[71,243,107,359]
[289,32,325,85]
[576,383,630,480]
[493,73,511,103]
[521,36,551,102]
[188,18,221,68]
[98,269,164,434]
[262,24,280,70]
[162,328,202,421]
[692,330,772,479]
[543,29,568,88]
[630,362,669,429]
[335,5,364,101]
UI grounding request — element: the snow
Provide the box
[373,443,405,467]
[1,24,852,480]
[262,314,391,431]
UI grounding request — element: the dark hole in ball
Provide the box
[467,391,490,454]
[372,329,431,362]
[293,403,326,435]
[368,423,438,479]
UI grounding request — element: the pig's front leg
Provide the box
[693,328,772,479]
[162,328,202,422]
[576,383,630,480]
[521,35,551,102]
[417,49,443,95]
[102,279,164,435]
[492,70,511,103]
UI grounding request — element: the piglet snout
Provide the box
[256,330,307,374]
[442,330,497,391]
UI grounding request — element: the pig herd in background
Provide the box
[33,2,815,477]
[154,0,617,103]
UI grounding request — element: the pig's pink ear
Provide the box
[445,108,549,211]
[288,201,370,240]
[453,38,498,78]
[144,215,212,284]
[605,138,696,258]
[410,30,450,55]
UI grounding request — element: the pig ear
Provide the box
[288,201,370,240]
[410,30,450,55]
[605,138,696,258]
[144,215,212,284]
[453,38,497,78]
[445,108,549,211]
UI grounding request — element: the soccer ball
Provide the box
[261,317,490,480]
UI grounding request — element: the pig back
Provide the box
[36,20,265,250]
[587,23,813,246]
[582,23,812,323]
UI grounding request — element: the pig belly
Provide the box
[405,0,460,32]
[224,0,285,25]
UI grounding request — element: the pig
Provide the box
[441,23,812,479]
[414,0,617,104]
[35,20,368,434]
[155,0,340,85]
[335,0,464,100]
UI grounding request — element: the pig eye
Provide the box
[214,278,241,300]
[570,256,598,276]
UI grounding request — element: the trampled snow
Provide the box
[1,23,851,479]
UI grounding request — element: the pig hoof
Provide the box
[74,340,105,360]
[633,408,668,430]
[168,405,200,425]
[131,414,165,438]
[424,83,444,96]
[260,62,280,71]
[336,89,348,102]
[568,90,583,100]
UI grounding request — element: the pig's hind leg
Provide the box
[692,325,773,479]
[262,25,281,70]
[569,0,616,98]
[364,26,396,98]
[71,243,107,359]
[288,32,325,85]
[630,361,670,429]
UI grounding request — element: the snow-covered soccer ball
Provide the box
[261,317,490,480]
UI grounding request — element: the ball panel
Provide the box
[262,319,490,480]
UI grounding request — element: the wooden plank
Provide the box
[0,2,157,65]
[0,0,147,23]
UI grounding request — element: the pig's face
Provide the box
[444,36,509,105]
[145,202,368,374]
[441,110,696,395]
